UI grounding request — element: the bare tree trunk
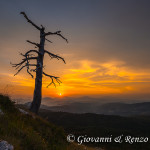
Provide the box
[11,12,67,114]
[30,29,45,114]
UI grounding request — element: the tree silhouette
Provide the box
[11,12,68,114]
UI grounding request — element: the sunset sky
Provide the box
[1,0,150,101]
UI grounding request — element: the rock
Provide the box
[19,108,29,115]
[0,141,14,150]
[0,108,4,115]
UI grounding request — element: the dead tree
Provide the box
[11,12,68,114]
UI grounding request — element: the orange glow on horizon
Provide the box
[2,60,150,98]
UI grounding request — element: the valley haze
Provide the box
[20,96,150,116]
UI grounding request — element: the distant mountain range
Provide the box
[25,100,150,116]
[41,96,150,106]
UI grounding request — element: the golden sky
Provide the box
[1,1,150,101]
[1,59,150,100]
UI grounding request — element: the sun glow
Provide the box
[58,93,62,96]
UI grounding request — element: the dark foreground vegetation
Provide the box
[1,94,149,150]
[39,109,150,150]
[0,95,95,150]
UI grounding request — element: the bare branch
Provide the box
[25,50,40,56]
[14,65,26,76]
[28,64,37,66]
[44,50,66,64]
[13,63,36,77]
[45,38,52,43]
[20,12,41,31]
[30,68,37,72]
[11,52,37,78]
[25,57,37,60]
[27,40,40,47]
[43,72,61,87]
[11,57,37,69]
[11,60,26,68]
[27,69,34,78]
[45,31,68,43]
[25,55,34,78]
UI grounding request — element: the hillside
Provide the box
[39,109,150,150]
[0,95,95,150]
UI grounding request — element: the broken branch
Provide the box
[20,12,41,31]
